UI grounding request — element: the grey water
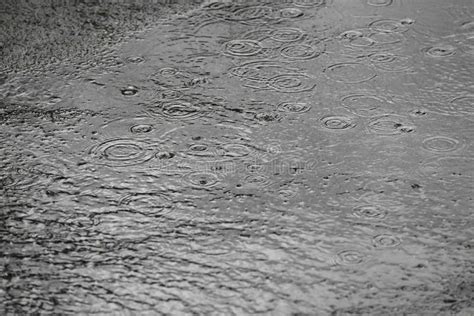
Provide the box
[1,0,473,314]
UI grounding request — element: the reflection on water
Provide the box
[1,0,473,314]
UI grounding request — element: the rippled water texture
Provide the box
[1,0,473,314]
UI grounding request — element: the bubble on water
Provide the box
[422,136,463,153]
[130,124,154,134]
[278,7,304,19]
[372,234,401,248]
[222,40,263,57]
[269,28,305,42]
[280,44,323,60]
[366,115,415,135]
[181,171,220,189]
[369,19,409,33]
[277,101,311,113]
[352,205,387,220]
[369,52,413,72]
[422,45,457,58]
[366,0,393,7]
[324,62,377,84]
[267,73,316,93]
[292,0,328,8]
[320,115,357,130]
[335,249,366,265]
[88,139,155,167]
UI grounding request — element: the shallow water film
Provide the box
[1,0,474,314]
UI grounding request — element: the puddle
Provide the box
[1,0,473,314]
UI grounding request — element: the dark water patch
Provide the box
[324,62,377,84]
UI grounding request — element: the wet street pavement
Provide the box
[1,0,473,314]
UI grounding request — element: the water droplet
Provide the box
[120,85,139,96]
[372,234,401,248]
[366,0,393,7]
[423,45,457,57]
[367,115,415,135]
[153,89,184,102]
[369,52,413,72]
[155,151,175,160]
[422,136,462,153]
[130,124,154,134]
[229,5,273,22]
[222,40,263,57]
[146,100,209,121]
[280,44,323,60]
[324,62,377,84]
[369,19,409,33]
[216,143,252,158]
[267,73,316,93]
[118,192,174,216]
[292,0,328,8]
[320,115,357,130]
[352,205,387,220]
[182,171,220,189]
[241,174,273,189]
[341,93,392,117]
[269,28,305,42]
[278,7,304,19]
[335,249,366,265]
[277,102,311,113]
[88,139,155,167]
[125,56,145,63]
[450,96,474,115]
